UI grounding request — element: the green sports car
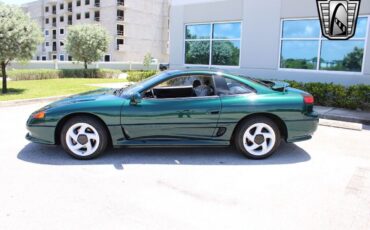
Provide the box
[26,69,318,160]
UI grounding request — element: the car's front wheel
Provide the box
[235,117,281,159]
[60,116,108,160]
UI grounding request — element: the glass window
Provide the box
[212,40,240,66]
[280,40,319,70]
[185,24,211,39]
[215,76,254,95]
[213,23,241,39]
[185,41,210,65]
[354,17,368,38]
[280,17,368,72]
[282,20,320,38]
[144,75,215,99]
[185,22,241,66]
[225,78,254,95]
[320,41,364,72]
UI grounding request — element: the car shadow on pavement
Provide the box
[17,142,311,168]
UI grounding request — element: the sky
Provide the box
[1,0,32,5]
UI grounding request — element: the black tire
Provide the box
[234,116,281,159]
[60,116,108,160]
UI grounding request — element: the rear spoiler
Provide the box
[260,80,290,92]
[272,81,290,92]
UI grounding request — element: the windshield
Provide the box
[117,72,168,97]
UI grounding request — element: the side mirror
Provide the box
[130,92,142,105]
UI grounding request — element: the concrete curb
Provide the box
[0,95,71,107]
[318,113,370,126]
[315,106,370,126]
[319,119,362,131]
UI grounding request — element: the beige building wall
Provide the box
[22,0,170,63]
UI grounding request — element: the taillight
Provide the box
[303,95,314,104]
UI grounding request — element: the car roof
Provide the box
[165,68,233,76]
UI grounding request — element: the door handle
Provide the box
[208,110,220,115]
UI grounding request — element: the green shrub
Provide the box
[126,70,158,82]
[7,69,121,81]
[8,69,60,81]
[59,69,121,79]
[285,80,370,111]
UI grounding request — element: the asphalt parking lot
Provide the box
[0,103,370,230]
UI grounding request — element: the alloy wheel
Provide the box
[65,123,100,157]
[242,123,276,156]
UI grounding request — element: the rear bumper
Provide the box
[26,125,56,145]
[285,112,319,143]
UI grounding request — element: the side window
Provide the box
[215,76,255,95]
[144,75,216,99]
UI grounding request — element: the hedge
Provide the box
[285,80,370,110]
[7,69,60,81]
[126,70,158,82]
[6,69,122,81]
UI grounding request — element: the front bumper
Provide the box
[26,125,56,145]
[285,112,319,143]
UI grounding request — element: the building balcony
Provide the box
[52,22,57,27]
[117,16,124,22]
[67,7,73,13]
[94,17,100,22]
[117,31,124,36]
[94,1,101,7]
[68,20,73,25]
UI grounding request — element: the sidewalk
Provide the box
[315,106,370,125]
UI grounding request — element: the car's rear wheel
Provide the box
[234,117,281,159]
[60,116,108,160]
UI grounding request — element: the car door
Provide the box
[121,74,221,140]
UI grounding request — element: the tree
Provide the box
[185,41,210,65]
[0,3,43,94]
[342,47,363,72]
[66,24,110,69]
[211,41,240,66]
[143,53,153,70]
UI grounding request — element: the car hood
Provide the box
[45,88,119,109]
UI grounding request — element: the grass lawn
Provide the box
[0,78,126,101]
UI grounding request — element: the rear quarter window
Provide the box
[215,76,255,96]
